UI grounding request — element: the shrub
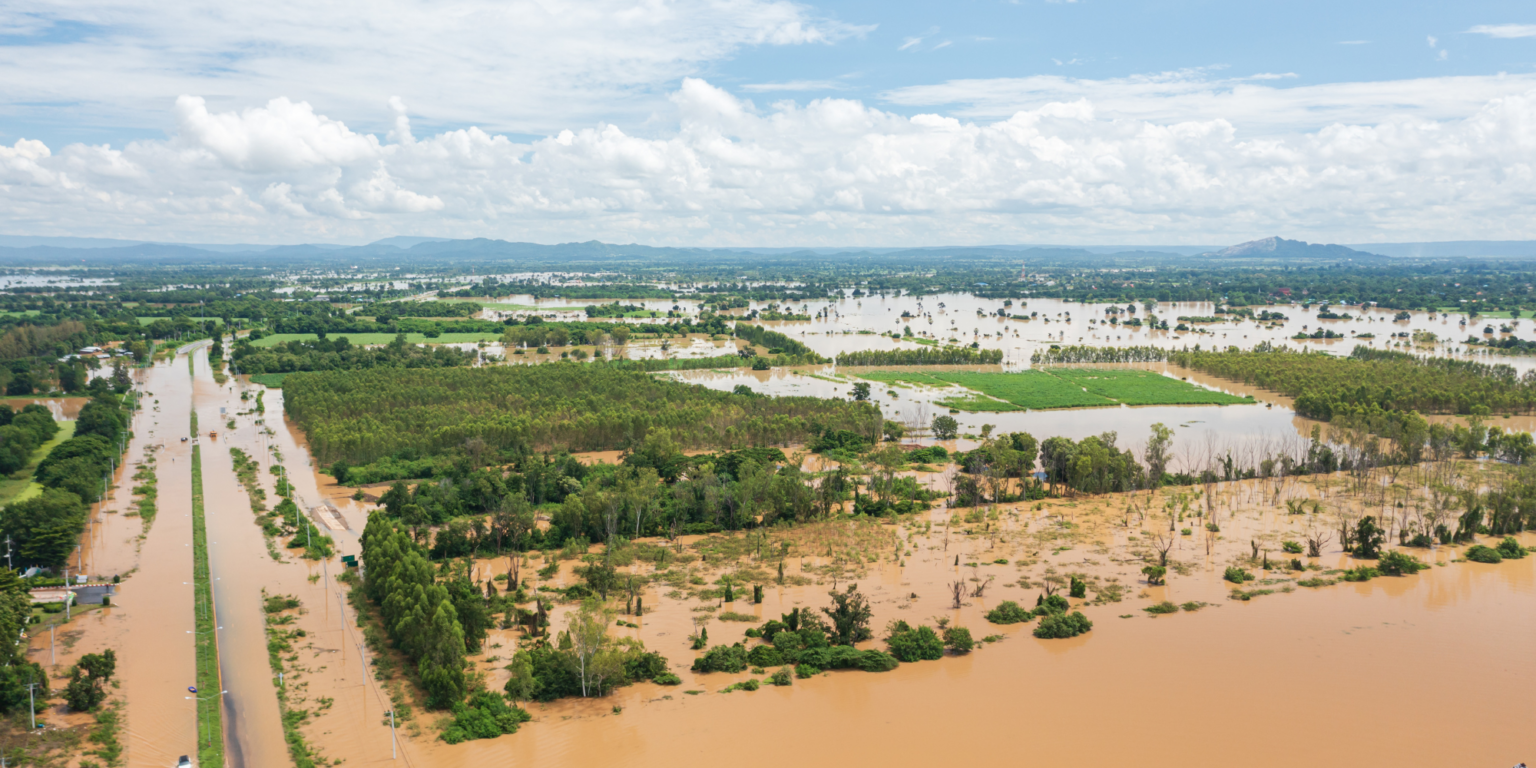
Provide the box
[653,672,682,686]
[795,664,820,679]
[746,644,784,668]
[440,691,533,744]
[691,644,749,674]
[1463,545,1503,564]
[1141,565,1167,585]
[1353,515,1385,558]
[1377,550,1426,576]
[1406,533,1435,548]
[1143,601,1178,615]
[1034,594,1070,616]
[1342,566,1381,582]
[1496,537,1528,560]
[768,667,793,686]
[722,679,760,693]
[943,626,974,653]
[1223,567,1252,584]
[984,601,1032,625]
[884,622,944,662]
[1068,577,1087,599]
[856,650,900,672]
[1033,611,1093,639]
[1281,540,1303,554]
[1298,577,1336,588]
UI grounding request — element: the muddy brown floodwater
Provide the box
[108,355,199,767]
[102,344,1529,768]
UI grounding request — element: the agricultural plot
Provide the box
[852,368,1250,411]
[1047,368,1252,406]
[928,371,1113,410]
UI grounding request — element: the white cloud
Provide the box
[899,37,923,51]
[1428,35,1439,47]
[8,78,1536,246]
[1467,24,1536,39]
[0,0,871,138]
[880,69,1536,135]
[741,80,847,92]
[1338,40,1370,45]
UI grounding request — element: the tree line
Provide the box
[836,347,1003,366]
[1169,344,1536,418]
[284,364,882,468]
[231,333,478,375]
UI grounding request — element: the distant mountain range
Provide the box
[1,233,1534,266]
[1205,236,1376,260]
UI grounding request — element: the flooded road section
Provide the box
[192,349,290,768]
[111,355,199,768]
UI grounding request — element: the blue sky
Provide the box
[2,0,1536,245]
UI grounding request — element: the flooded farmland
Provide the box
[60,293,1534,768]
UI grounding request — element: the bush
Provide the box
[1281,540,1303,554]
[722,679,760,693]
[1143,601,1178,615]
[884,623,943,662]
[1463,545,1503,564]
[440,691,532,744]
[1068,577,1087,598]
[943,626,974,653]
[1141,565,1167,585]
[746,644,784,668]
[1377,550,1426,576]
[855,650,900,672]
[1033,594,1070,616]
[653,672,682,686]
[691,644,749,674]
[1033,611,1093,639]
[795,664,820,679]
[1342,565,1380,581]
[768,667,793,686]
[984,601,1032,625]
[1223,567,1252,584]
[1496,537,1528,560]
[1406,533,1435,548]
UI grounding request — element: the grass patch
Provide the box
[249,373,291,388]
[929,371,1114,410]
[1046,368,1251,406]
[191,441,225,768]
[0,420,75,508]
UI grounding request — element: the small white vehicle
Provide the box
[176,757,194,768]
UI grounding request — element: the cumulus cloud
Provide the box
[0,0,870,138]
[7,78,1536,246]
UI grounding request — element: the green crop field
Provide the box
[853,368,1250,411]
[248,332,501,348]
[927,371,1113,410]
[1047,368,1252,406]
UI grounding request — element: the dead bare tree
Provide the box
[950,580,966,609]
[1149,529,1175,567]
[970,575,995,598]
[1305,527,1332,558]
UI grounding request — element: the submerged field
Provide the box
[851,368,1250,411]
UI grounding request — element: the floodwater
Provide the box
[0,396,89,420]
[375,469,1536,768]
[109,355,199,767]
[72,295,1534,767]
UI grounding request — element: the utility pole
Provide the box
[5,536,12,570]
[390,709,397,759]
[25,682,38,729]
